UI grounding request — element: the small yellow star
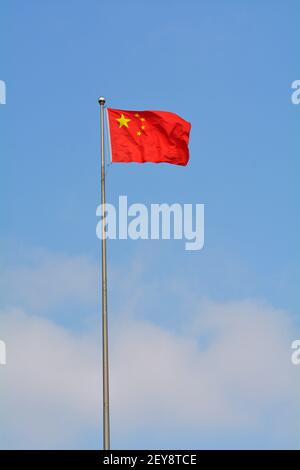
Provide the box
[137,130,142,136]
[116,114,131,128]
[134,113,140,117]
[141,125,145,130]
[140,117,145,122]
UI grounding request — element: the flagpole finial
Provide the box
[98,96,106,105]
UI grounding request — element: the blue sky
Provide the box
[0,0,300,449]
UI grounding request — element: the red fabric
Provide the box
[107,108,191,166]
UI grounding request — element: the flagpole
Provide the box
[98,96,110,450]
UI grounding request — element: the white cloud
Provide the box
[0,251,98,313]
[110,300,299,433]
[0,298,299,449]
[0,249,299,448]
[0,308,100,449]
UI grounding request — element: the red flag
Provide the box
[107,108,191,166]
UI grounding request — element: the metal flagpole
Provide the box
[98,96,110,450]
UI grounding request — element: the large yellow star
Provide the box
[116,114,131,128]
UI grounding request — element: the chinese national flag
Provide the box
[107,108,191,166]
